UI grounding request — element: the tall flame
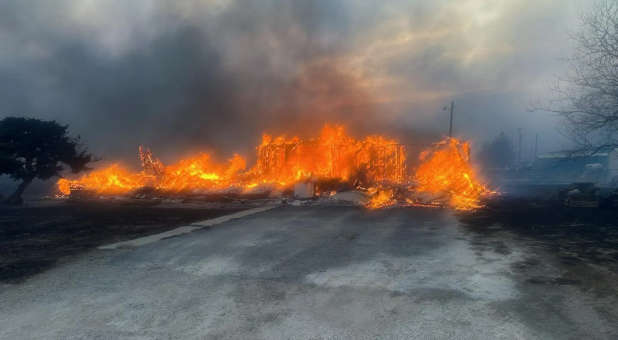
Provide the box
[57,125,493,210]
[252,125,406,186]
[413,138,492,210]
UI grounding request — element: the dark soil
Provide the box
[0,200,244,283]
[459,196,618,270]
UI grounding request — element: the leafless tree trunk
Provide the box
[548,0,618,151]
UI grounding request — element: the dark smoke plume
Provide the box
[0,0,587,169]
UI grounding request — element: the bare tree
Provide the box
[549,0,618,150]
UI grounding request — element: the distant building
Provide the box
[532,147,618,186]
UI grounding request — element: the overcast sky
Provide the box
[0,0,591,165]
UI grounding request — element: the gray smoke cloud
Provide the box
[0,0,589,169]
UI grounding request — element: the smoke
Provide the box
[0,0,588,169]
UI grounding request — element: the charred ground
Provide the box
[0,200,245,283]
[463,194,618,269]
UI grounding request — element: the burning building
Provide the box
[57,124,493,210]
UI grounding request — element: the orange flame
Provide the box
[366,188,396,209]
[413,137,492,210]
[251,125,406,186]
[57,125,493,210]
[58,164,147,195]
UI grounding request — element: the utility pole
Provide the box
[448,101,454,138]
[517,128,523,167]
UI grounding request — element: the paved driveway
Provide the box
[1,206,616,339]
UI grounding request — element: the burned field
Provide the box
[464,193,618,268]
[0,200,246,283]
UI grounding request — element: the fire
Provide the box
[56,124,493,210]
[156,153,246,192]
[252,125,406,186]
[366,188,396,209]
[58,164,147,195]
[57,178,71,195]
[413,138,492,210]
